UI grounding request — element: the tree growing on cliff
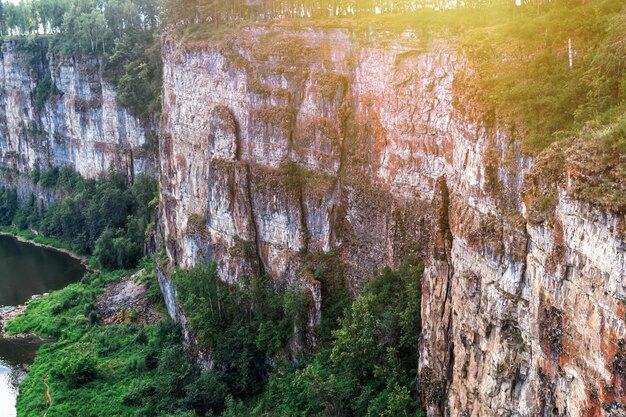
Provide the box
[259,255,424,416]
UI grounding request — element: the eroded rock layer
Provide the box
[0,40,156,179]
[157,28,625,416]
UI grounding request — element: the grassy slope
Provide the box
[456,1,625,213]
[0,226,73,253]
[7,261,167,417]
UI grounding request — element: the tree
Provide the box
[0,1,7,36]
[94,227,117,269]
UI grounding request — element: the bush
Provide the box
[32,75,58,112]
[39,167,60,188]
[54,355,98,388]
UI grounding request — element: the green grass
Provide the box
[8,268,133,416]
[12,323,164,417]
[6,261,172,417]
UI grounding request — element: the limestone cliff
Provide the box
[157,27,625,416]
[0,39,156,180]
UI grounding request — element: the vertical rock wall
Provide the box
[0,40,156,179]
[158,27,625,416]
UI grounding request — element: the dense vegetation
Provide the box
[460,0,625,154]
[258,257,424,417]
[6,261,227,417]
[0,167,157,270]
[172,263,309,399]
[9,252,424,416]
[1,0,163,119]
[168,254,425,416]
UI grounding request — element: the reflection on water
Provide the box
[0,234,85,307]
[0,338,40,417]
[0,234,86,417]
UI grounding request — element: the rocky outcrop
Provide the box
[96,270,162,325]
[0,40,157,180]
[0,169,55,207]
[157,27,625,416]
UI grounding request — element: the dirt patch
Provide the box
[96,270,162,325]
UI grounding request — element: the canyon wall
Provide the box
[0,40,156,180]
[158,28,625,416]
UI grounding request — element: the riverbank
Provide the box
[0,227,94,273]
[5,261,183,416]
[0,295,46,340]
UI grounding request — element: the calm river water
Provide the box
[0,234,85,417]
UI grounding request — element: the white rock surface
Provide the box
[0,40,156,179]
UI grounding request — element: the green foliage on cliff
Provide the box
[172,263,307,398]
[164,254,424,416]
[168,0,534,29]
[106,33,163,119]
[0,167,157,270]
[461,0,626,155]
[1,0,163,119]
[458,0,625,212]
[258,256,424,417]
[32,74,58,112]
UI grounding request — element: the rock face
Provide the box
[158,27,625,416]
[0,169,55,207]
[0,40,156,179]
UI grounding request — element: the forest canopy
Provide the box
[167,0,569,26]
[0,0,162,44]
[0,167,158,270]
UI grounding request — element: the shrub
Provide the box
[32,75,58,113]
[54,355,98,388]
[39,167,60,188]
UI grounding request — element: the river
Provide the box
[0,234,85,417]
